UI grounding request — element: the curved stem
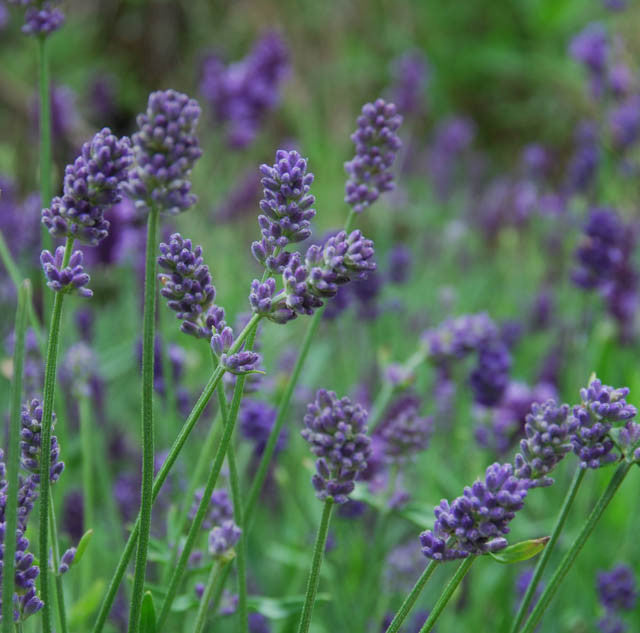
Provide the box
[217,385,248,633]
[384,561,438,633]
[192,559,229,633]
[49,501,68,633]
[244,309,322,528]
[2,281,29,633]
[297,498,334,633]
[91,315,260,633]
[39,237,73,633]
[510,467,586,633]
[520,462,633,633]
[128,206,159,633]
[156,325,258,629]
[418,556,476,633]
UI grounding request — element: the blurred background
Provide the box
[1,0,640,632]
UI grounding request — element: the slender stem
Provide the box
[79,393,94,587]
[39,237,73,633]
[244,309,322,528]
[384,561,438,633]
[128,205,159,633]
[368,382,395,431]
[217,385,249,633]
[91,315,260,633]
[297,498,334,633]
[38,36,52,251]
[510,467,586,633]
[156,324,259,629]
[343,209,357,233]
[210,563,232,616]
[49,502,69,633]
[520,462,633,633]
[192,559,229,633]
[419,556,476,633]
[2,281,29,633]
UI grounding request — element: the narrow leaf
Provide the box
[489,537,550,564]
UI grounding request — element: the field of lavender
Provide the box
[1,1,640,632]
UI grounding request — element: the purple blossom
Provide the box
[598,614,627,633]
[420,462,530,560]
[469,339,511,407]
[40,247,93,297]
[388,244,412,284]
[390,50,429,117]
[378,395,433,462]
[42,128,132,245]
[190,488,233,532]
[344,98,403,213]
[521,144,550,181]
[249,612,271,633]
[62,489,84,542]
[597,564,637,612]
[208,520,241,557]
[514,400,572,487]
[566,121,600,192]
[609,96,640,150]
[569,378,637,469]
[239,399,287,456]
[124,89,202,216]
[58,547,76,575]
[199,31,289,148]
[0,176,41,258]
[569,23,609,99]
[10,0,64,36]
[301,389,371,504]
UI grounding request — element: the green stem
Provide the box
[418,556,476,633]
[79,393,94,586]
[368,382,395,431]
[343,209,357,233]
[49,501,69,633]
[217,385,249,633]
[2,281,29,633]
[91,315,260,633]
[156,324,259,629]
[192,559,229,633]
[38,36,52,251]
[39,237,73,633]
[384,561,438,633]
[297,497,334,633]
[510,467,586,633]
[128,205,159,633]
[520,462,633,633]
[0,231,46,354]
[244,309,322,528]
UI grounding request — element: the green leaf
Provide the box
[171,594,199,613]
[246,594,331,619]
[140,591,156,633]
[73,529,94,568]
[488,537,550,564]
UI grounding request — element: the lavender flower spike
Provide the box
[20,399,65,483]
[420,462,530,560]
[158,233,217,338]
[42,128,132,245]
[569,377,637,469]
[514,401,572,487]
[125,89,202,216]
[597,564,637,612]
[40,247,93,298]
[301,389,371,504]
[9,0,65,37]
[208,520,241,558]
[344,98,402,213]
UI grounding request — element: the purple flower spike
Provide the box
[158,233,217,338]
[40,247,93,297]
[15,0,64,36]
[379,396,433,462]
[569,377,637,469]
[125,89,202,216]
[221,351,261,376]
[344,98,403,213]
[597,564,637,612]
[422,313,499,362]
[469,339,511,407]
[301,389,371,504]
[514,401,572,487]
[190,488,233,532]
[616,421,640,462]
[58,547,76,575]
[208,520,241,557]
[20,399,65,484]
[420,462,530,561]
[42,128,132,245]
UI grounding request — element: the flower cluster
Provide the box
[199,31,289,148]
[569,378,637,469]
[158,233,217,338]
[419,462,529,560]
[239,399,287,457]
[569,22,609,98]
[344,99,403,213]
[189,488,233,532]
[40,247,93,298]
[469,339,511,407]
[125,89,202,216]
[301,390,371,504]
[8,0,64,36]
[422,313,499,362]
[208,520,241,558]
[513,401,572,487]
[378,396,433,462]
[596,564,637,633]
[41,128,132,245]
[209,307,260,376]
[20,399,64,484]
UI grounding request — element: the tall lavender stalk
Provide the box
[123,90,202,633]
[1,280,29,633]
